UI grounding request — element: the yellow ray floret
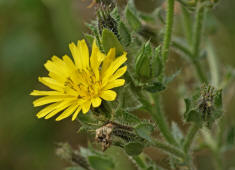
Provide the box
[30,39,127,121]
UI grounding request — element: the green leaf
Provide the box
[135,123,154,142]
[120,84,143,112]
[171,122,184,144]
[143,82,165,93]
[102,28,124,56]
[124,142,144,156]
[115,110,141,125]
[110,7,120,24]
[125,6,141,31]
[163,70,181,85]
[84,33,94,47]
[88,156,115,170]
[119,22,131,47]
[183,97,202,123]
[185,110,201,123]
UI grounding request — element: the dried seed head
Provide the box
[95,123,114,151]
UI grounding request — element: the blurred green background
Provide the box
[0,0,234,170]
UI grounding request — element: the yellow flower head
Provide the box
[31,39,127,121]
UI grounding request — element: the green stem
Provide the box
[151,94,178,146]
[161,0,175,64]
[191,3,207,83]
[183,123,200,153]
[132,156,147,169]
[181,6,193,45]
[125,71,178,146]
[172,40,193,58]
[206,41,219,88]
[152,139,185,159]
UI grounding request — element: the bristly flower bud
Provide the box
[135,41,152,81]
[184,84,223,127]
[96,0,119,38]
[97,10,119,38]
[134,42,165,93]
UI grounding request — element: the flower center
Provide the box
[64,69,102,99]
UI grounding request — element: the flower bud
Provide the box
[184,84,223,127]
[135,41,152,81]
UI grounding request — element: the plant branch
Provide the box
[151,94,179,146]
[132,156,147,170]
[161,0,175,65]
[191,3,207,83]
[181,6,193,45]
[183,123,200,153]
[152,139,185,159]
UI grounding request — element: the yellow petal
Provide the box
[100,90,117,101]
[62,55,76,70]
[82,100,91,114]
[69,42,83,69]
[56,103,78,121]
[33,96,66,107]
[111,66,127,81]
[77,39,89,69]
[44,101,73,119]
[102,52,127,82]
[36,103,59,118]
[38,77,64,91]
[104,79,125,90]
[30,90,62,96]
[91,97,102,108]
[101,48,116,74]
[90,41,105,80]
[72,106,82,121]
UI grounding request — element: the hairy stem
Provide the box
[161,0,175,65]
[191,3,207,83]
[207,41,219,88]
[132,156,147,169]
[125,71,178,146]
[181,6,193,45]
[151,94,178,146]
[152,139,185,159]
[183,123,200,153]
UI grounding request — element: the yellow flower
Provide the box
[31,39,127,121]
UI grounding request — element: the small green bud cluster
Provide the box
[184,84,223,127]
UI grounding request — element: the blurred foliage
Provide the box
[0,0,235,170]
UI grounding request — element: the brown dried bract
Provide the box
[95,123,114,151]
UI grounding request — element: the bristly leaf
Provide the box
[84,33,94,47]
[101,28,124,56]
[88,156,115,170]
[171,122,184,145]
[124,142,144,156]
[119,22,131,47]
[143,81,166,93]
[135,123,154,142]
[125,5,141,31]
[163,70,181,85]
[115,110,141,126]
[110,7,120,24]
